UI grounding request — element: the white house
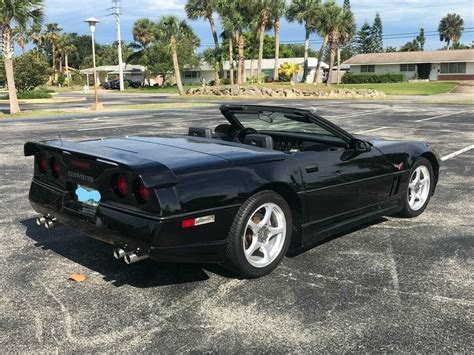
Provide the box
[182,57,329,85]
[343,49,474,81]
[80,64,161,85]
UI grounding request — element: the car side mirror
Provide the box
[352,139,371,152]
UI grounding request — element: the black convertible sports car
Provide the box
[25,105,440,278]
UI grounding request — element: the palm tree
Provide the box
[438,13,464,50]
[256,0,271,83]
[312,1,330,84]
[45,23,62,72]
[324,1,355,86]
[13,26,28,53]
[57,33,76,84]
[157,16,197,95]
[270,0,287,81]
[28,23,43,59]
[0,0,44,114]
[132,18,156,49]
[185,0,223,78]
[287,0,320,83]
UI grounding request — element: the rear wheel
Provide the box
[399,157,433,218]
[225,191,292,278]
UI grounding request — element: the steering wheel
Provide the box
[233,127,258,143]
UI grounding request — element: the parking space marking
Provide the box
[355,126,390,134]
[327,108,391,120]
[415,111,467,123]
[441,145,474,161]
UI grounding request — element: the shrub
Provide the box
[17,91,52,99]
[13,52,50,92]
[222,78,231,85]
[38,86,56,93]
[342,72,405,84]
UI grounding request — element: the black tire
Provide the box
[224,190,292,278]
[399,157,434,218]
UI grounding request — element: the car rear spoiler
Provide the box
[24,140,178,188]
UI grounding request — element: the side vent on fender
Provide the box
[389,176,402,196]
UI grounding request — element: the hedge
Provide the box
[342,72,405,84]
[17,91,52,99]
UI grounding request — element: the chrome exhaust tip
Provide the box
[44,218,57,230]
[36,216,46,226]
[124,253,149,264]
[113,248,127,259]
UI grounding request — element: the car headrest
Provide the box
[215,124,234,135]
[243,134,273,150]
[188,127,212,139]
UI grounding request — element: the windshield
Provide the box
[232,111,339,139]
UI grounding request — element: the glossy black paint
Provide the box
[24,105,440,264]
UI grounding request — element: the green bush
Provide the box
[15,91,52,99]
[342,72,405,84]
[12,52,50,92]
[222,78,231,85]
[38,86,56,93]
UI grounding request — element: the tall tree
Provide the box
[0,0,44,114]
[156,16,199,95]
[438,13,464,50]
[312,1,331,84]
[27,22,43,58]
[216,1,237,85]
[324,1,355,85]
[57,33,76,83]
[343,0,350,11]
[44,23,62,72]
[370,13,383,53]
[256,0,271,83]
[399,39,420,52]
[13,26,28,53]
[417,28,426,51]
[132,18,156,49]
[287,0,320,82]
[355,21,371,54]
[270,0,286,81]
[185,0,223,78]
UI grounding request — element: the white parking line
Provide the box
[355,126,390,134]
[415,111,467,123]
[441,145,474,161]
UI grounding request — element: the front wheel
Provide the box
[399,157,434,218]
[225,191,292,278]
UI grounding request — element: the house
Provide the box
[343,49,474,81]
[182,57,329,85]
[80,64,161,86]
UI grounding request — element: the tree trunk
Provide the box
[336,46,341,85]
[65,54,70,85]
[302,27,310,83]
[313,35,328,84]
[2,26,20,114]
[237,32,245,85]
[208,15,224,79]
[228,37,234,85]
[273,19,280,81]
[250,44,255,78]
[326,42,336,86]
[52,42,56,72]
[171,36,184,95]
[59,54,63,73]
[257,20,267,83]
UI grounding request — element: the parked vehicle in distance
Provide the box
[103,79,141,90]
[24,105,440,278]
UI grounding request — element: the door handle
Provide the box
[305,164,319,173]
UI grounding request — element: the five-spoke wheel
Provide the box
[225,191,292,278]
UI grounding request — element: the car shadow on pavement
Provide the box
[21,218,236,288]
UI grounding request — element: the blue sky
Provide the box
[46,0,474,51]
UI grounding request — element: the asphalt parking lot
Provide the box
[0,100,473,352]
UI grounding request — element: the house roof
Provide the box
[80,64,145,75]
[343,49,474,65]
[195,57,328,71]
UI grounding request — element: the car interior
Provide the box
[188,124,347,153]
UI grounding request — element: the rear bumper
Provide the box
[29,180,236,264]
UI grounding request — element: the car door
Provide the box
[296,143,394,231]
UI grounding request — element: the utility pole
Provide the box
[113,0,125,91]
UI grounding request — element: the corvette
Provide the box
[25,105,440,278]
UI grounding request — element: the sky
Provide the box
[46,0,474,52]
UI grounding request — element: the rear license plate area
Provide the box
[75,185,101,215]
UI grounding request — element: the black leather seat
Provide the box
[188,127,212,139]
[243,134,274,150]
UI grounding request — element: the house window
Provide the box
[440,62,466,74]
[361,65,375,73]
[400,64,416,72]
[184,71,199,79]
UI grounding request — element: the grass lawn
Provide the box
[124,86,197,94]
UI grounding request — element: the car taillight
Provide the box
[135,179,151,203]
[51,158,61,178]
[39,155,49,174]
[113,174,129,197]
